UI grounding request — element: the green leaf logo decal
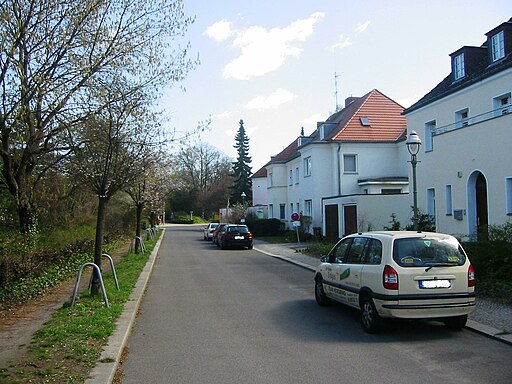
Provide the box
[339,269,350,280]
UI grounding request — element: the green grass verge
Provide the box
[0,231,161,383]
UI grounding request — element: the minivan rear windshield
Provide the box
[393,237,466,267]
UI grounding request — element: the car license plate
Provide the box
[234,236,244,240]
[419,280,451,289]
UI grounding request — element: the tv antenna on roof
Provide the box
[334,72,341,112]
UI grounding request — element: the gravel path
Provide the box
[470,297,512,334]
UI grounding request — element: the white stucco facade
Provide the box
[264,139,411,238]
[405,68,512,239]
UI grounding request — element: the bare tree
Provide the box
[170,142,232,217]
[0,0,196,233]
[69,81,158,295]
[125,153,171,253]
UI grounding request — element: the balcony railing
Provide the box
[433,105,510,136]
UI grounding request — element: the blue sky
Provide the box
[162,1,511,171]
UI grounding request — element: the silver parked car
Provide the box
[203,223,219,241]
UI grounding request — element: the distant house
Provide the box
[252,89,411,241]
[251,166,268,219]
[403,17,512,240]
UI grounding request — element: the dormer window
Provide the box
[453,53,465,80]
[491,31,505,62]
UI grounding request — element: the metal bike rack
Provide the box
[128,236,145,254]
[70,263,109,308]
[102,253,119,290]
[86,254,119,291]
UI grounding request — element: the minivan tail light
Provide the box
[383,265,398,290]
[468,264,475,287]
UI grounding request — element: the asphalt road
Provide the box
[120,225,512,384]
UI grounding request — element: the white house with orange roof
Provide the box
[253,89,413,241]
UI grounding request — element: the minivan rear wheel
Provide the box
[360,295,383,334]
[444,315,467,330]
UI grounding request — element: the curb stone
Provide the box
[85,229,164,383]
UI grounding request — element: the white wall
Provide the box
[252,176,268,207]
[323,193,411,236]
[405,68,512,237]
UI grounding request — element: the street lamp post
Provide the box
[406,131,422,231]
[240,192,247,223]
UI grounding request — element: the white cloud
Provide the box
[355,20,371,33]
[303,113,326,128]
[219,12,325,80]
[330,34,352,50]
[244,88,297,110]
[204,19,233,42]
[216,110,236,120]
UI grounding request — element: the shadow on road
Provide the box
[266,299,461,344]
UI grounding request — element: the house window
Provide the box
[453,53,465,80]
[279,204,285,220]
[424,120,435,152]
[296,202,300,214]
[268,172,273,187]
[305,200,312,217]
[343,154,357,173]
[426,188,436,219]
[269,204,274,218]
[491,31,505,62]
[360,117,370,126]
[445,185,453,215]
[304,157,312,177]
[289,170,293,186]
[295,167,299,184]
[506,178,512,215]
[290,203,293,216]
[493,93,511,116]
[455,108,469,128]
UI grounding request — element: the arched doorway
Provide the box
[467,171,488,240]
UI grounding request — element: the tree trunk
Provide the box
[91,196,108,296]
[150,211,156,229]
[17,201,34,234]
[135,202,144,254]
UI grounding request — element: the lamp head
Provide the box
[406,130,422,156]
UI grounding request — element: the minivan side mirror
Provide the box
[320,255,329,263]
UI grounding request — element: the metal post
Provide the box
[411,153,418,231]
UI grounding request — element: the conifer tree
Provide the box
[230,119,252,205]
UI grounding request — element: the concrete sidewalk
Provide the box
[85,232,512,383]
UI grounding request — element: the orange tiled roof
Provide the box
[252,166,267,178]
[269,139,299,163]
[260,89,406,170]
[328,89,406,142]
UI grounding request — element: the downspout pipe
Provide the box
[337,142,341,195]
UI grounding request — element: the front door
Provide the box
[343,205,357,236]
[325,204,339,242]
[476,173,488,240]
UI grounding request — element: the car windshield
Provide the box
[227,226,249,233]
[393,237,466,267]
